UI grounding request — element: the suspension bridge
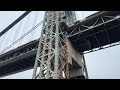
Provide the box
[0,11,120,79]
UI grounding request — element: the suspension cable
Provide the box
[0,20,44,54]
[28,11,39,42]
[11,14,24,49]
[0,34,7,52]
[3,25,14,53]
[18,12,32,47]
[0,33,9,54]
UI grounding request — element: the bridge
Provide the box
[0,11,120,78]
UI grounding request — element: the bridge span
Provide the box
[0,11,120,77]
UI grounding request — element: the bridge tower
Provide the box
[32,11,88,79]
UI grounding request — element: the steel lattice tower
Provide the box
[32,11,88,79]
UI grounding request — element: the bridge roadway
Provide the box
[1,11,120,77]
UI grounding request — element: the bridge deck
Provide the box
[1,11,120,77]
[67,11,120,53]
[0,39,38,77]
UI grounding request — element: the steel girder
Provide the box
[32,11,87,79]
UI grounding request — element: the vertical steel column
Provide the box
[32,11,48,79]
[32,11,69,79]
[32,11,88,79]
[65,11,77,26]
[53,12,60,78]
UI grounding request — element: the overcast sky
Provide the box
[0,11,120,79]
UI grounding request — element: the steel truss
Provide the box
[67,12,120,54]
[32,11,87,79]
[1,11,120,78]
[68,14,120,37]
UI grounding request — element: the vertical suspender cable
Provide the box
[18,12,31,47]
[0,20,44,54]
[11,15,24,49]
[0,35,6,53]
[0,31,10,54]
[4,26,14,53]
[28,11,39,42]
[0,12,24,54]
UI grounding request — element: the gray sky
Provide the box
[0,11,120,79]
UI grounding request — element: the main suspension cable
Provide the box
[11,14,24,49]
[0,20,44,54]
[18,12,32,47]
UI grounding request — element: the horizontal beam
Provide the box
[0,11,31,37]
[68,15,120,38]
[0,49,37,77]
[0,39,39,59]
[0,49,37,67]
